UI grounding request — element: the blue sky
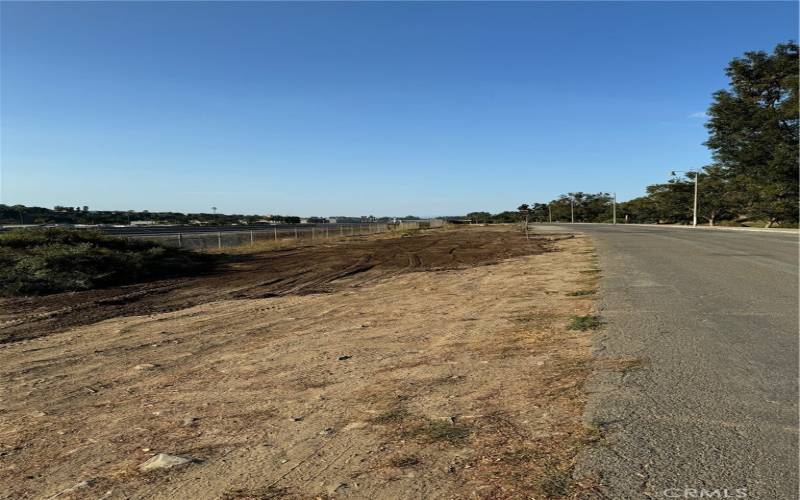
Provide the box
[1,2,797,216]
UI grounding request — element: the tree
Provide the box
[645,180,694,223]
[705,41,799,226]
[548,196,573,222]
[696,165,735,226]
[517,204,532,238]
[491,211,522,223]
[545,192,613,223]
[530,203,549,222]
[619,196,659,224]
[11,205,25,225]
[466,212,492,224]
[517,203,531,226]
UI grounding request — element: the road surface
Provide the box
[544,224,798,499]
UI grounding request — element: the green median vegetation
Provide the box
[0,228,212,296]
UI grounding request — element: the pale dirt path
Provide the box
[1,230,601,499]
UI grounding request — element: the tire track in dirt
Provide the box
[1,229,551,344]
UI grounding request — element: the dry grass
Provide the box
[0,228,630,499]
[209,234,349,254]
[213,226,439,255]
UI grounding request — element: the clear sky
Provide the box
[1,2,797,216]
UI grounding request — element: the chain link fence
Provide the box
[117,219,448,251]
[127,223,391,251]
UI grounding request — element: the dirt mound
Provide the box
[0,228,551,344]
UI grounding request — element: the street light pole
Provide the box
[570,198,574,223]
[670,170,699,228]
[692,174,698,228]
[612,192,617,225]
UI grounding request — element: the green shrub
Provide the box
[568,315,602,331]
[0,228,211,296]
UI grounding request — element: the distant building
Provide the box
[130,220,156,226]
[328,218,337,224]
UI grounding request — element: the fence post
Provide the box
[274,227,278,241]
[177,233,182,248]
[217,232,222,249]
[312,227,315,241]
[250,230,254,246]
[294,228,298,239]
[340,226,343,237]
[326,228,329,239]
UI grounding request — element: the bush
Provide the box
[568,315,602,331]
[0,228,212,296]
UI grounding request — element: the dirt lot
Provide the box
[0,227,604,499]
[1,228,554,345]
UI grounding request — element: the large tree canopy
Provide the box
[472,45,799,228]
[705,41,799,225]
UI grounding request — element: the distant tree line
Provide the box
[468,193,617,224]
[0,205,303,226]
[471,41,799,228]
[0,205,418,227]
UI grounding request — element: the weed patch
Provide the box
[372,407,410,424]
[0,228,212,296]
[389,455,420,468]
[568,315,602,331]
[411,419,470,444]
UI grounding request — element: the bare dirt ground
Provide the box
[0,227,606,499]
[1,228,552,345]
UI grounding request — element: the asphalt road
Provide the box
[544,224,798,499]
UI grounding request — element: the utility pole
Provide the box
[692,173,699,228]
[612,192,617,225]
[570,198,574,223]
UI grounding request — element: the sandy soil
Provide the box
[0,227,602,499]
